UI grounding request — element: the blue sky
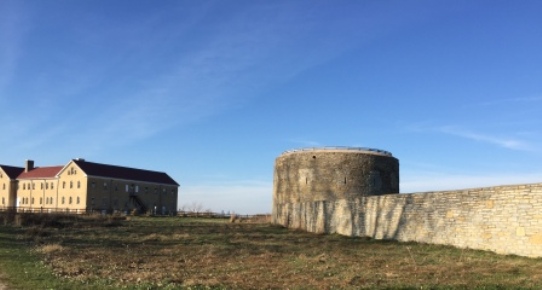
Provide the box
[1,1,541,214]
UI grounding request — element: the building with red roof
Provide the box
[2,159,179,214]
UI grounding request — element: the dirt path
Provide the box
[0,276,7,289]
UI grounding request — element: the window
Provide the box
[31,198,34,204]
[91,182,95,188]
[62,197,65,204]
[32,183,35,190]
[135,185,139,193]
[2,197,4,204]
[40,197,42,204]
[2,183,5,190]
[51,198,54,204]
[77,181,80,189]
[63,181,66,189]
[103,182,108,190]
[125,184,129,192]
[51,183,54,189]
[70,181,73,189]
[41,183,43,190]
[46,183,49,189]
[23,184,26,190]
[77,197,80,204]
[69,197,72,204]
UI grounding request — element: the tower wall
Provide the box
[272,147,399,225]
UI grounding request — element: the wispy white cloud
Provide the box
[55,3,382,153]
[405,123,535,152]
[437,126,533,151]
[0,2,462,159]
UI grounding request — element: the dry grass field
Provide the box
[1,213,542,289]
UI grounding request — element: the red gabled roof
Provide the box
[73,160,179,186]
[0,165,25,179]
[17,166,64,179]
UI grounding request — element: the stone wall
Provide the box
[273,183,542,258]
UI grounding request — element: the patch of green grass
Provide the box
[0,226,92,289]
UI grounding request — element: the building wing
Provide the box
[72,159,179,186]
[0,165,24,179]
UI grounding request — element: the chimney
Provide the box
[25,160,34,172]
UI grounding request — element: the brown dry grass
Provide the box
[17,216,542,289]
[36,243,65,254]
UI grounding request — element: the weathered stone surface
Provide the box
[273,148,399,206]
[273,183,542,258]
[272,148,542,258]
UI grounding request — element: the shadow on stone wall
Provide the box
[359,193,452,243]
[281,191,463,241]
[274,183,542,258]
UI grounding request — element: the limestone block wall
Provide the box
[273,183,542,258]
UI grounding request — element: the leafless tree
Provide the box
[185,201,204,213]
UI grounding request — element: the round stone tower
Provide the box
[272,146,399,226]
